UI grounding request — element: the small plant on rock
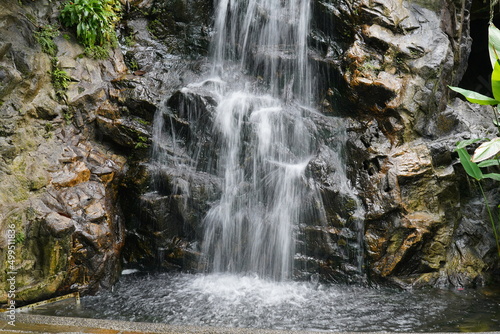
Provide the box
[34,24,60,57]
[59,0,121,56]
[134,135,149,149]
[449,24,500,257]
[51,66,71,100]
[15,232,25,244]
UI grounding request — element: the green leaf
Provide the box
[472,137,500,162]
[456,138,485,149]
[478,159,500,167]
[483,173,500,181]
[489,24,500,69]
[492,60,500,101]
[448,86,499,105]
[457,147,484,180]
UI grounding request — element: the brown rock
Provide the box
[51,161,91,188]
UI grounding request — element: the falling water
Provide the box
[212,0,312,102]
[197,0,323,280]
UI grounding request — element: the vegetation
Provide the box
[15,232,25,244]
[63,109,73,124]
[84,45,110,59]
[135,135,148,149]
[59,0,121,58]
[124,34,136,47]
[34,24,59,57]
[51,66,71,100]
[449,24,500,257]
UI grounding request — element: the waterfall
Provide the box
[149,0,365,282]
[146,0,367,282]
[211,0,312,103]
[199,0,320,280]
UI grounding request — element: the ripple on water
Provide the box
[29,272,500,332]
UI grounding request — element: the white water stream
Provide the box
[198,0,325,280]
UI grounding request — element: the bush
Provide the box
[59,0,121,47]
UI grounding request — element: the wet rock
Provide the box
[51,161,91,188]
[143,0,213,57]
[166,88,217,140]
[0,0,494,302]
[96,115,151,149]
[313,0,500,288]
[120,162,222,271]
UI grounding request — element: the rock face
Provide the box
[310,0,499,287]
[0,0,214,305]
[0,0,131,304]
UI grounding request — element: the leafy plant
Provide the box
[127,58,139,71]
[59,0,121,48]
[124,34,135,47]
[449,24,500,257]
[63,109,73,124]
[44,122,54,133]
[34,24,60,57]
[51,66,71,100]
[455,143,500,257]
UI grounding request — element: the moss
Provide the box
[84,45,110,60]
[44,122,53,133]
[136,118,150,126]
[15,232,25,244]
[127,58,139,71]
[134,135,149,149]
[25,206,36,221]
[15,273,66,305]
[63,109,73,124]
[124,35,135,47]
[387,229,406,253]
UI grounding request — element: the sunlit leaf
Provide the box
[492,60,500,101]
[456,138,485,149]
[483,173,500,181]
[456,147,484,180]
[472,137,500,162]
[489,24,500,69]
[448,86,499,105]
[478,159,500,167]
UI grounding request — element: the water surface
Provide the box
[28,272,500,332]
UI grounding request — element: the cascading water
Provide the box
[146,0,366,282]
[199,0,325,280]
[212,0,312,102]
